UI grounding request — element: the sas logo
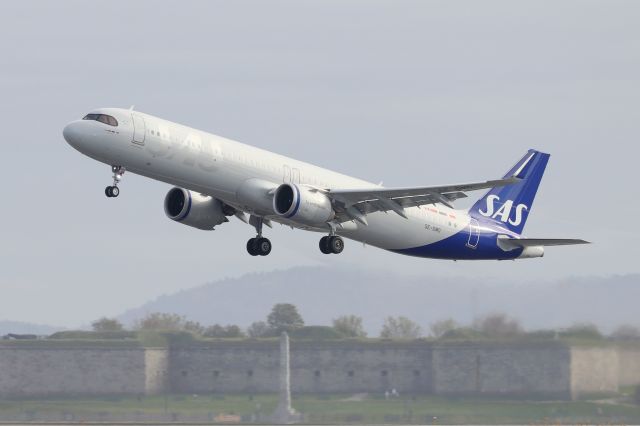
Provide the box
[478,195,528,226]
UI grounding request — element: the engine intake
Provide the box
[164,187,230,230]
[273,183,334,226]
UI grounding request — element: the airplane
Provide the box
[63,108,589,259]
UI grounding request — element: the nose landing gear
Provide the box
[105,166,125,198]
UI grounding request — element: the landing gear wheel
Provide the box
[246,238,259,256]
[329,236,344,254]
[247,237,272,256]
[319,236,331,254]
[256,237,272,256]
[106,165,125,199]
[105,186,119,197]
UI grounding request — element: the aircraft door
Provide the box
[466,218,480,249]
[292,168,301,184]
[283,165,291,183]
[132,114,146,145]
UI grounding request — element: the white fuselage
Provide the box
[63,108,475,255]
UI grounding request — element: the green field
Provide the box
[1,393,639,424]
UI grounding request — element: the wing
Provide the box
[323,176,520,225]
[500,238,591,249]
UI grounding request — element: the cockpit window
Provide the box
[83,113,118,127]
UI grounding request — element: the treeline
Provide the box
[88,305,640,341]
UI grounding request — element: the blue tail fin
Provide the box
[469,149,550,235]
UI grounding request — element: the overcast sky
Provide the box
[0,1,638,327]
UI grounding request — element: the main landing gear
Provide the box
[105,165,125,198]
[247,216,272,256]
[319,235,344,254]
[247,237,272,256]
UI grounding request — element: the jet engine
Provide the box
[164,187,231,230]
[273,183,334,226]
[518,246,545,259]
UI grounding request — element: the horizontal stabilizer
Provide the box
[498,236,590,251]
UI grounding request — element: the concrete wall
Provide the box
[570,347,619,399]
[617,346,640,387]
[0,347,147,397]
[144,348,169,395]
[432,343,571,398]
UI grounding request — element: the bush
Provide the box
[440,327,485,340]
[49,330,136,340]
[247,321,272,338]
[203,324,245,338]
[332,315,367,338]
[525,330,557,339]
[560,323,602,340]
[380,316,422,339]
[289,326,345,340]
[473,313,522,338]
[611,325,640,341]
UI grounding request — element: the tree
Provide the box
[247,321,270,338]
[183,320,205,335]
[561,323,602,339]
[473,313,522,338]
[224,325,245,338]
[134,312,187,331]
[267,303,304,333]
[430,318,458,339]
[611,325,640,341]
[332,315,367,338]
[203,324,245,338]
[91,317,124,332]
[380,316,422,339]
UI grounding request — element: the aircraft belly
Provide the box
[340,210,460,250]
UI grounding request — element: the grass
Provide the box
[0,393,639,424]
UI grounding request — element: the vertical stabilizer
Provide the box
[469,149,550,235]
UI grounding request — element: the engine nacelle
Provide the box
[164,187,229,230]
[517,246,545,259]
[273,183,334,226]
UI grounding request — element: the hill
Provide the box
[117,267,640,335]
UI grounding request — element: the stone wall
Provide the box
[432,343,571,398]
[0,346,147,397]
[170,341,433,395]
[0,340,636,399]
[170,342,279,394]
[290,341,433,394]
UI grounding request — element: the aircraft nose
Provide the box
[63,121,82,147]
